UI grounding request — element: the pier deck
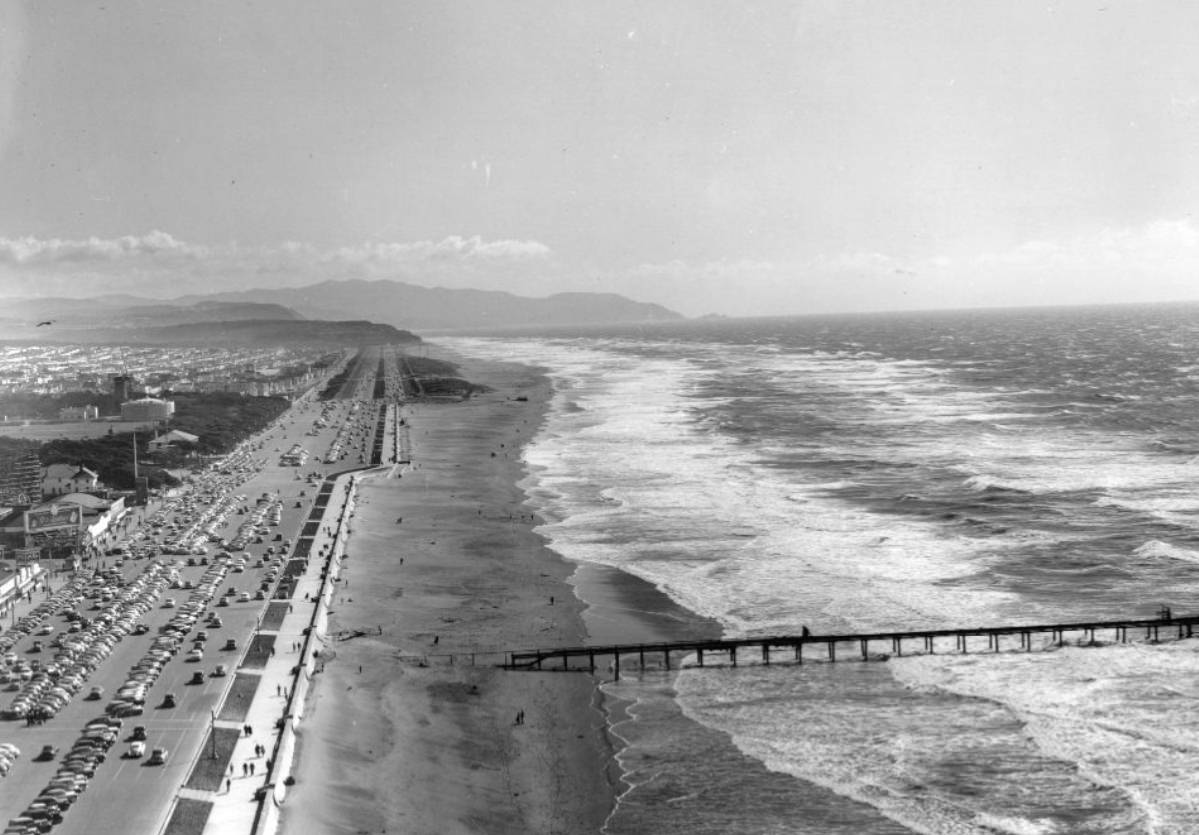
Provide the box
[505,611,1199,680]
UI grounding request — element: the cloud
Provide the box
[4,220,1199,316]
[0,230,207,264]
[618,218,1199,316]
[973,219,1199,272]
[0,231,556,298]
[325,236,551,266]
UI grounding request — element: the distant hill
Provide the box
[19,319,418,346]
[181,278,683,330]
[0,297,304,339]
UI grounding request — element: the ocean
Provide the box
[443,303,1199,835]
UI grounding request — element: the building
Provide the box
[120,397,175,422]
[16,498,85,565]
[50,493,126,553]
[147,429,199,453]
[42,463,101,497]
[57,404,99,421]
[112,374,135,402]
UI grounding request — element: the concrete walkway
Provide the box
[200,467,361,835]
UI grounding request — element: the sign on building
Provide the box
[25,503,83,534]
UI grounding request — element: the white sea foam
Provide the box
[1131,540,1199,564]
[445,334,1199,833]
[890,642,1199,832]
[449,336,1026,635]
[972,814,1062,835]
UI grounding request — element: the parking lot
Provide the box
[0,348,396,835]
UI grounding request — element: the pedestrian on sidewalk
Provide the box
[226,778,231,793]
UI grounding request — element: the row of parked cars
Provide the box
[3,562,184,724]
[324,400,362,462]
[4,715,126,834]
[105,555,239,720]
[0,742,18,778]
[226,497,283,552]
[0,393,309,828]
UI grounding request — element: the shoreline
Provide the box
[280,353,614,834]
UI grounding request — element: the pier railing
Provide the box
[504,612,1199,680]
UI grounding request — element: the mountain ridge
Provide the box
[181,278,683,330]
[3,319,417,346]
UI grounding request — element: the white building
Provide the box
[120,397,175,422]
[58,404,99,421]
[147,429,199,453]
[42,464,100,497]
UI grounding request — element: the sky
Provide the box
[1,1,1199,317]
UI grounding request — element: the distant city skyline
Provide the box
[2,2,1199,318]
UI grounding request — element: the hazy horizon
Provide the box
[3,2,1199,318]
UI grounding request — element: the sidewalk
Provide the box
[200,469,359,835]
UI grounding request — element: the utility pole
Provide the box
[210,709,217,758]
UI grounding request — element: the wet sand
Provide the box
[281,355,613,835]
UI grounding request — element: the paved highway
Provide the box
[0,347,394,834]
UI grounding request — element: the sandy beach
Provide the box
[281,354,614,835]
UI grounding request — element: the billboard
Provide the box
[25,503,83,534]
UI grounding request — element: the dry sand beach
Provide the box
[281,355,614,835]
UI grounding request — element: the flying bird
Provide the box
[36,320,54,327]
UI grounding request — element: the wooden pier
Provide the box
[504,611,1199,680]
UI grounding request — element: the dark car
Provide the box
[223,638,237,651]
[161,693,177,709]
[36,745,58,762]
[188,671,205,685]
[131,725,147,741]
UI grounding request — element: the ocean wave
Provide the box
[1131,540,1199,564]
[891,643,1199,832]
[445,322,1199,835]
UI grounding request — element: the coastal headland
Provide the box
[282,352,613,834]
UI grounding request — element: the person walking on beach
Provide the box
[801,625,811,638]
